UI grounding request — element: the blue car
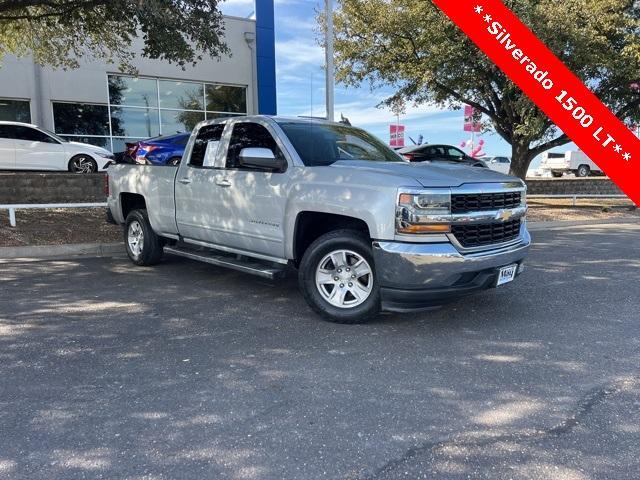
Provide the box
[126,132,190,166]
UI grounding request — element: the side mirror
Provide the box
[239,147,284,171]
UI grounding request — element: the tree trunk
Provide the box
[509,142,534,180]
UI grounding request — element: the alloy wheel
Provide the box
[315,249,373,309]
[127,220,144,256]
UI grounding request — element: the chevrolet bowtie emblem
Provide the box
[496,209,514,222]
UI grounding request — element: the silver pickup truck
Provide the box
[107,116,530,323]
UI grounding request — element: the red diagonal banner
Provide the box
[432,0,640,205]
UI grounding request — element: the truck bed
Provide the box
[107,164,180,237]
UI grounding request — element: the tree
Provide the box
[0,0,229,71]
[331,0,640,178]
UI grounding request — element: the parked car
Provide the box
[540,150,604,177]
[481,156,512,175]
[398,144,487,168]
[107,116,530,324]
[125,133,190,166]
[0,121,114,173]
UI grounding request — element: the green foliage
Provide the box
[332,0,640,177]
[0,0,229,72]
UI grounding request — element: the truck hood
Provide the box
[331,160,522,188]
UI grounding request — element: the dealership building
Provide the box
[0,1,276,153]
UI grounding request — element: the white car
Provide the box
[481,156,512,175]
[0,121,114,173]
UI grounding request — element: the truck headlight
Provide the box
[396,189,451,234]
[520,181,527,206]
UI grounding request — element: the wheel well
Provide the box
[120,193,147,220]
[294,212,370,264]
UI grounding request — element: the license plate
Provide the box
[496,264,518,286]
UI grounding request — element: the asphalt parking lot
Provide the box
[0,223,639,480]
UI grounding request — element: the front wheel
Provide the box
[68,155,98,173]
[124,209,163,266]
[298,230,381,324]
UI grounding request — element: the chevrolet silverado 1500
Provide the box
[107,116,530,323]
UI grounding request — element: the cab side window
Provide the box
[0,125,13,139]
[226,122,284,170]
[189,124,225,168]
[14,126,57,143]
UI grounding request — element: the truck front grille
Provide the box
[451,192,521,214]
[452,219,521,248]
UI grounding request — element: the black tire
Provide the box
[576,165,590,177]
[68,155,98,173]
[298,229,381,324]
[551,171,563,178]
[124,209,163,266]
[167,156,182,166]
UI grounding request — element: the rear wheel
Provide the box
[576,165,590,177]
[124,209,163,266]
[298,230,380,324]
[68,155,97,173]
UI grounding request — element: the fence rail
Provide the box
[0,203,107,227]
[527,194,629,207]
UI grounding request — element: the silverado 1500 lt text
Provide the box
[107,116,530,323]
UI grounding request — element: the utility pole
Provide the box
[325,0,335,122]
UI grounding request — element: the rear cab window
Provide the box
[189,124,225,168]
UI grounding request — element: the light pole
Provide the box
[325,0,335,122]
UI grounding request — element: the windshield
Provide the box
[278,122,402,166]
[40,127,68,143]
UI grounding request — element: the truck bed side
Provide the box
[107,164,180,237]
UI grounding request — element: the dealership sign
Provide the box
[432,0,640,205]
[390,124,405,147]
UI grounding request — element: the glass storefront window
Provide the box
[160,110,205,134]
[159,80,204,110]
[59,135,110,149]
[0,99,31,122]
[206,112,243,121]
[109,76,158,108]
[206,84,247,113]
[110,106,160,138]
[53,102,109,136]
[104,75,247,152]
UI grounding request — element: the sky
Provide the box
[219,0,574,164]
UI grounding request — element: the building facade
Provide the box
[0,4,276,153]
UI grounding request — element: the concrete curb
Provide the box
[0,242,124,260]
[527,217,640,231]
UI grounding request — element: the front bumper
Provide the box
[373,227,531,312]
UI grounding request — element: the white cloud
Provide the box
[275,38,324,74]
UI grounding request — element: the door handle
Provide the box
[178,177,192,185]
[216,178,232,187]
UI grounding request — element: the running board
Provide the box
[164,246,287,280]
